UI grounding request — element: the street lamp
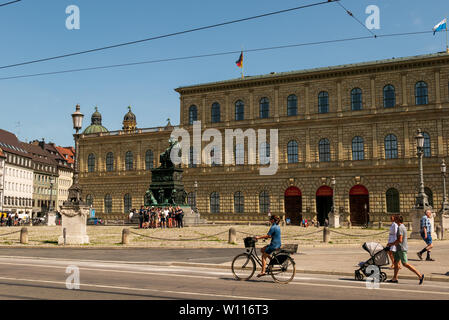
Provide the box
[194,180,198,212]
[48,177,55,213]
[414,129,430,209]
[330,177,336,215]
[440,160,449,210]
[66,105,84,204]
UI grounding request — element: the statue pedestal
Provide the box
[58,203,90,245]
[328,211,340,228]
[181,206,207,226]
[409,208,437,240]
[47,211,57,226]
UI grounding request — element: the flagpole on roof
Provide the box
[241,46,244,79]
[446,18,448,53]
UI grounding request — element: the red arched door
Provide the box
[284,187,302,225]
[316,186,333,226]
[349,185,370,226]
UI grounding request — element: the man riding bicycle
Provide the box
[255,215,281,277]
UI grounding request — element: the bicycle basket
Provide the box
[280,244,298,254]
[244,237,256,248]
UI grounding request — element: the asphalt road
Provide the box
[0,249,448,300]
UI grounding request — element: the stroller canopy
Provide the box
[362,242,385,256]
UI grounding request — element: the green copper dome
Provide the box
[83,107,109,135]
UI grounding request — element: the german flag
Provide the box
[236,51,243,68]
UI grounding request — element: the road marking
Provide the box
[0,276,272,300]
[0,259,448,296]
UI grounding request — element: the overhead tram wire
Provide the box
[0,0,337,71]
[0,0,21,7]
[0,30,434,81]
[335,0,377,37]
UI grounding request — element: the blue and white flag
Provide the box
[433,18,447,35]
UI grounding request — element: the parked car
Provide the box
[87,217,104,225]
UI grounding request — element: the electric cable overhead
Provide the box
[0,0,337,71]
[0,0,21,7]
[335,0,377,37]
[0,30,434,81]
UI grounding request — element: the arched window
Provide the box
[210,192,220,213]
[259,191,270,214]
[423,132,431,158]
[145,150,154,170]
[384,134,398,159]
[124,194,132,213]
[319,139,331,162]
[259,97,270,119]
[104,194,112,214]
[287,94,298,116]
[352,136,364,161]
[189,105,198,125]
[383,85,396,108]
[125,151,133,170]
[87,154,95,172]
[235,144,244,165]
[425,187,433,207]
[187,192,196,209]
[234,192,244,214]
[235,100,244,121]
[415,81,428,105]
[318,91,329,114]
[86,194,93,207]
[386,188,400,213]
[211,102,221,123]
[287,140,298,163]
[351,88,363,111]
[106,152,114,172]
[259,142,270,165]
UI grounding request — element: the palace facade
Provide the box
[78,52,449,225]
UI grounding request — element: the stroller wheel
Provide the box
[380,272,387,282]
[355,270,364,281]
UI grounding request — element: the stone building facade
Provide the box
[79,52,449,224]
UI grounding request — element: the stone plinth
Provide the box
[181,206,207,227]
[47,211,57,226]
[58,203,90,245]
[409,208,437,240]
[328,212,340,228]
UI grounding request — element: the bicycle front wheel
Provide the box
[270,255,296,284]
[231,253,256,281]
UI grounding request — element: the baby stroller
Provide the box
[354,242,390,282]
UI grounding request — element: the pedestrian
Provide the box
[387,215,424,284]
[417,209,435,261]
[387,214,401,269]
[177,206,184,228]
[138,206,144,229]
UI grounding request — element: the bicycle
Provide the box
[231,236,297,284]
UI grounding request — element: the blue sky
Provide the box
[0,0,448,146]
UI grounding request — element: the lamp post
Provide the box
[194,180,198,212]
[48,177,55,213]
[58,105,89,245]
[330,177,336,215]
[328,177,340,228]
[439,159,449,238]
[66,104,84,204]
[414,129,429,209]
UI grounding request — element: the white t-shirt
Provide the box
[388,222,398,252]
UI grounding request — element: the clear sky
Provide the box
[0,0,447,147]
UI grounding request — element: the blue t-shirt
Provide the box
[268,224,281,249]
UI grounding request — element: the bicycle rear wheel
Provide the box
[270,254,296,284]
[231,253,256,281]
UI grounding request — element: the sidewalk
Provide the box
[174,240,449,283]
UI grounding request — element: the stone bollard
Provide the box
[122,228,130,245]
[323,227,330,243]
[228,227,236,244]
[63,228,67,245]
[436,225,443,240]
[20,228,28,244]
